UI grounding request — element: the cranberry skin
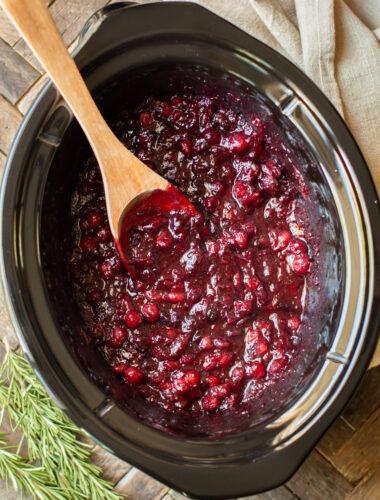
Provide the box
[156,230,172,249]
[80,236,97,253]
[272,230,291,251]
[184,370,201,388]
[292,255,310,274]
[270,355,288,374]
[99,260,115,280]
[179,139,192,155]
[207,375,220,387]
[161,102,173,118]
[110,327,127,347]
[206,240,219,256]
[87,211,103,228]
[142,303,160,322]
[202,395,221,411]
[288,317,301,330]
[225,132,248,152]
[247,361,266,379]
[288,239,308,255]
[139,112,153,127]
[125,366,145,384]
[125,310,143,329]
[234,230,248,248]
[96,225,111,242]
[199,336,213,351]
[202,127,220,145]
[173,377,190,394]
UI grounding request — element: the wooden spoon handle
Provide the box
[1,0,168,237]
[0,0,116,156]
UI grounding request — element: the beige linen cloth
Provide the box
[164,0,380,367]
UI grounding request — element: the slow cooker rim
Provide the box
[0,1,379,498]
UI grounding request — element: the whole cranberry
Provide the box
[142,303,160,322]
[292,255,310,274]
[96,225,111,242]
[110,327,127,347]
[202,395,221,411]
[125,310,143,329]
[199,336,213,351]
[99,260,115,280]
[125,366,145,384]
[207,375,220,387]
[173,377,190,394]
[288,239,308,255]
[184,370,201,388]
[87,211,103,228]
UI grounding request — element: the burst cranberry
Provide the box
[206,240,219,255]
[247,361,266,379]
[110,327,127,347]
[163,360,179,371]
[142,303,160,322]
[178,139,192,155]
[234,230,248,248]
[125,310,143,329]
[203,127,220,145]
[204,196,219,212]
[272,230,291,251]
[161,102,173,117]
[125,366,145,384]
[244,276,260,291]
[225,131,248,152]
[270,355,288,373]
[292,255,310,274]
[288,317,301,330]
[156,230,172,248]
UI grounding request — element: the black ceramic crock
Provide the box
[1,2,379,498]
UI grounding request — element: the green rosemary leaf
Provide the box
[0,348,123,500]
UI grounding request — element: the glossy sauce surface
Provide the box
[69,92,314,416]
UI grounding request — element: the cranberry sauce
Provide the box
[69,91,315,418]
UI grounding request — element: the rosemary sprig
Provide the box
[0,433,66,499]
[0,347,123,500]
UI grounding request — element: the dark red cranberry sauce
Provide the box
[69,91,314,416]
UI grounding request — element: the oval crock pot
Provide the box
[1,2,379,498]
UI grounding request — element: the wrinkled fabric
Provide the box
[164,0,380,189]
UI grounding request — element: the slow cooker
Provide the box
[1,2,379,498]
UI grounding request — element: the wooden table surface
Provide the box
[0,1,379,499]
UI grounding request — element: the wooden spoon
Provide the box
[1,0,171,243]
